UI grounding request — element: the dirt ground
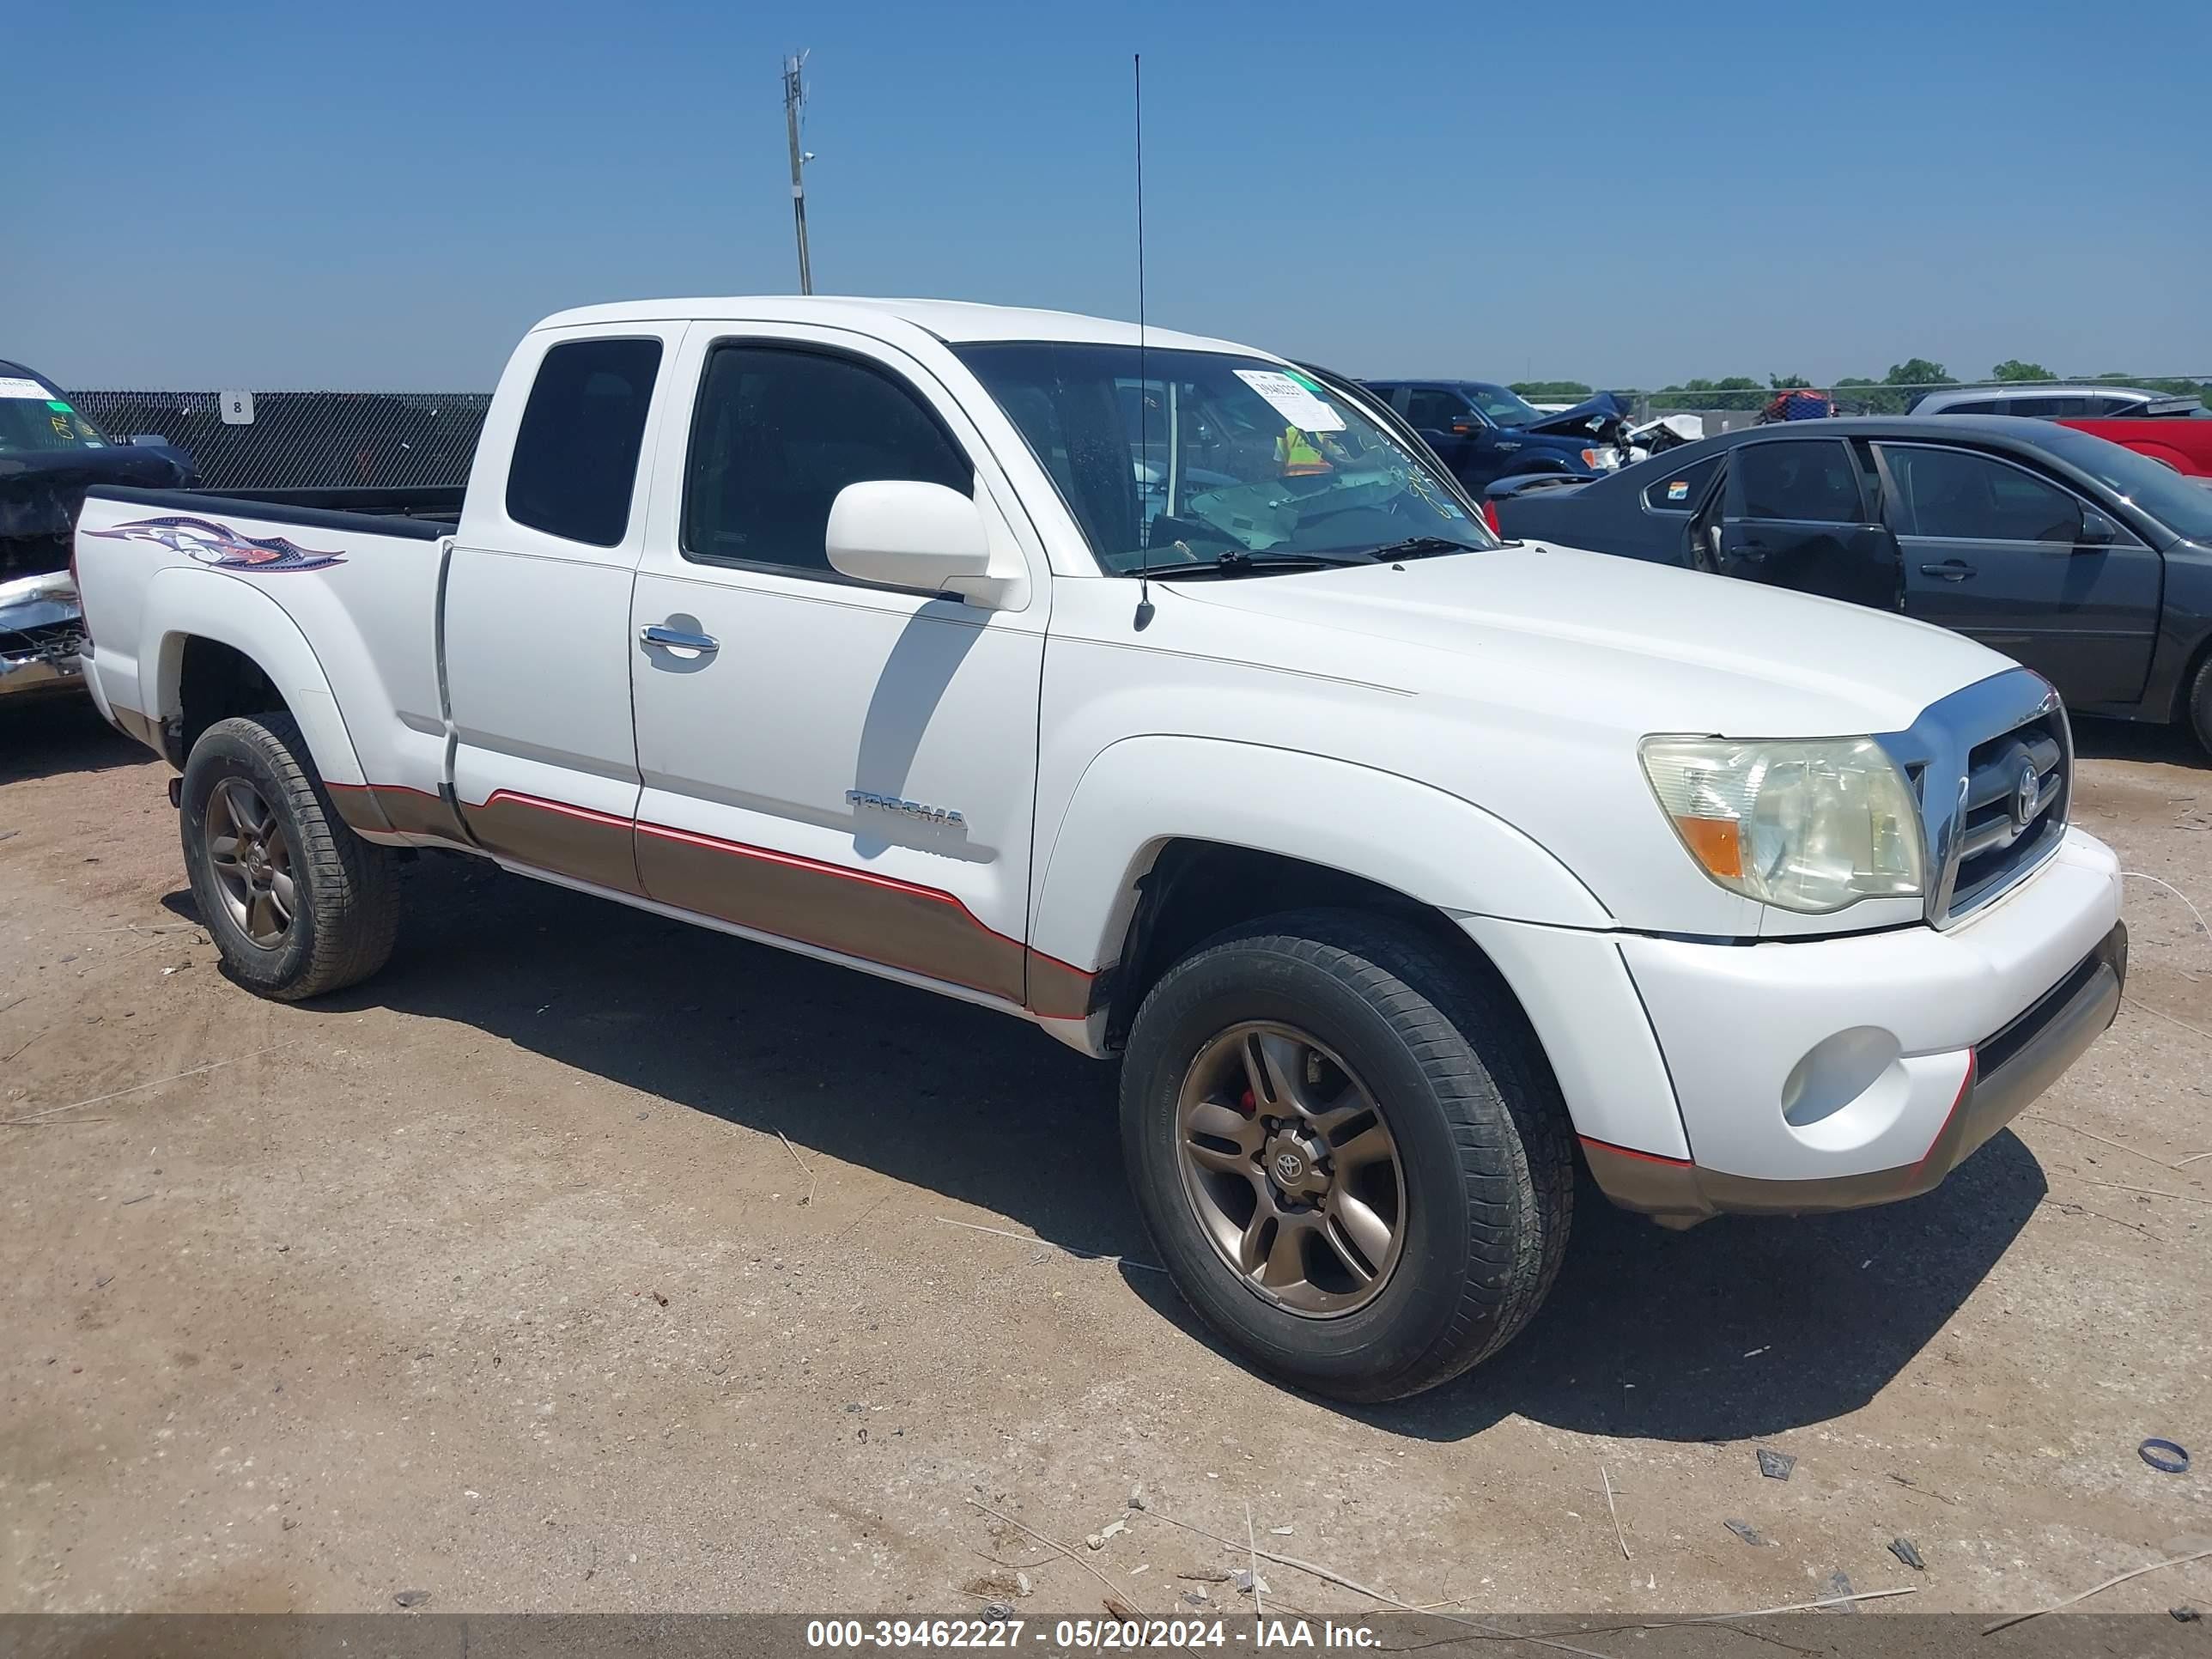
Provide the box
[3,696,2209,1622]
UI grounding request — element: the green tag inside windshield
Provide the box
[46,400,74,413]
[1283,370,1326,395]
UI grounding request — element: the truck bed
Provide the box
[89,483,460,536]
[72,485,455,814]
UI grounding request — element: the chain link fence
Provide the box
[63,390,489,493]
[63,374,2210,492]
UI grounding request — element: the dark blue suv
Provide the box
[1362,380,1628,494]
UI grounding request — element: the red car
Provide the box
[2062,397,2212,477]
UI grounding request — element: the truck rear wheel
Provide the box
[180,714,399,1000]
[1120,909,1572,1401]
[2189,652,2212,756]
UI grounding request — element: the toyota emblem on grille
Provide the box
[2012,761,2040,830]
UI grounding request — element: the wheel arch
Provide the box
[145,569,385,827]
[1029,736,1613,1049]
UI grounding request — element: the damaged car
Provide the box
[1361,379,1633,493]
[2,360,196,702]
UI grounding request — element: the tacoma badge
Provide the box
[846,788,965,826]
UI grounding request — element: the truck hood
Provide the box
[1169,539,2016,738]
[1514,393,1632,445]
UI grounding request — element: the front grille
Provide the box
[1944,709,2069,921]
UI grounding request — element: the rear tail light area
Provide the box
[1481,499,1502,536]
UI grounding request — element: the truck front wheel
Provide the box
[1120,910,1572,1401]
[180,714,399,1000]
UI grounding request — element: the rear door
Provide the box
[1714,437,1901,610]
[1875,441,2161,706]
[442,326,684,890]
[623,323,1050,1010]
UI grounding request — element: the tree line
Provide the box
[1510,362,2212,414]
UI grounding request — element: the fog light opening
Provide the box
[1782,1026,1905,1130]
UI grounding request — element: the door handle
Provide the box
[1918,561,1975,581]
[639,623,720,652]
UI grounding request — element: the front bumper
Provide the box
[0,651,84,699]
[1587,920,2125,1223]
[1581,827,2125,1224]
[1,569,87,702]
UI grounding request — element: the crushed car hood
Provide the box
[1514,392,1632,444]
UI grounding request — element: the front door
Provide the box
[1715,437,1901,611]
[1403,388,1501,489]
[626,324,1050,1011]
[1875,441,2161,708]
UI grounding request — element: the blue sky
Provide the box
[11,0,2208,392]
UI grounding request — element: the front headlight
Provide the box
[1639,735,1924,914]
[1579,446,1624,471]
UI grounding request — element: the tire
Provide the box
[179,714,399,1000]
[2189,652,2212,757]
[1120,908,1572,1402]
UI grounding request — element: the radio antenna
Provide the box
[1133,52,1155,629]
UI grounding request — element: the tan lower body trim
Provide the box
[635,818,1031,1004]
[326,781,470,844]
[464,790,644,896]
[340,783,1097,1016]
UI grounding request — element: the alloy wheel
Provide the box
[204,777,297,948]
[1174,1021,1407,1316]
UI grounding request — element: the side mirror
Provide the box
[2077,507,2118,547]
[826,480,1002,605]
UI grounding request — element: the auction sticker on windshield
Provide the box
[1235,369,1345,433]
[0,377,53,399]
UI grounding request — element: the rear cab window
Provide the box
[506,338,664,546]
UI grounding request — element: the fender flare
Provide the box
[143,567,377,804]
[1029,735,1613,984]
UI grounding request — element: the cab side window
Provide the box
[1405,389,1472,431]
[506,338,663,547]
[682,344,973,577]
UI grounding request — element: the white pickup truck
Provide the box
[74,298,2127,1400]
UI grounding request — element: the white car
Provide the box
[72,298,2126,1400]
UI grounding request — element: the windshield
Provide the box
[953,343,1498,574]
[1468,383,1547,427]
[0,374,110,455]
[2039,426,2212,541]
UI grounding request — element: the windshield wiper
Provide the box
[1361,536,1486,561]
[1145,548,1376,579]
